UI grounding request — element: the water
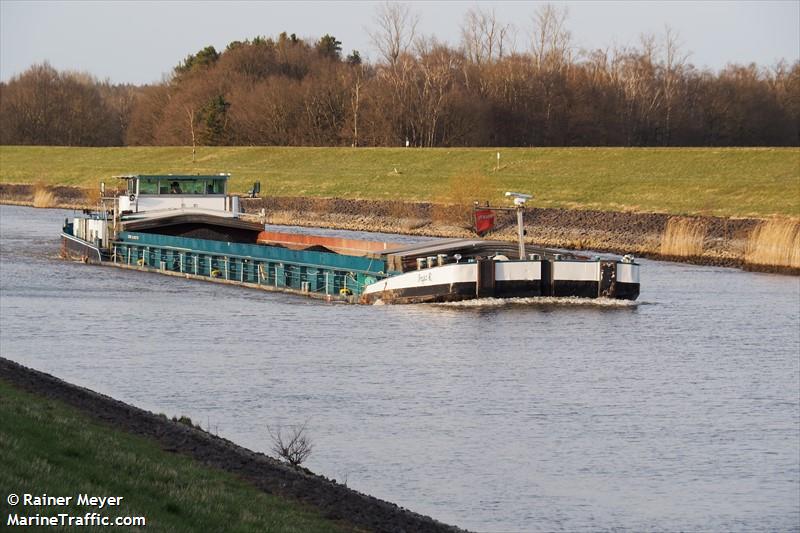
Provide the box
[2,205,798,532]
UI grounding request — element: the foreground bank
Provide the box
[0,358,464,533]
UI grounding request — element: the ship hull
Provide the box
[60,232,104,263]
[360,260,640,304]
[62,211,640,305]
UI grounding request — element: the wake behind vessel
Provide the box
[61,174,640,303]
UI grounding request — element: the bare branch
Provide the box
[369,2,420,66]
[267,420,313,467]
[531,3,571,72]
[461,7,512,65]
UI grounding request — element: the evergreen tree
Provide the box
[198,95,230,145]
[346,50,362,66]
[316,34,342,60]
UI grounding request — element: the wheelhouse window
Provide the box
[136,177,226,195]
[204,179,226,194]
[138,177,159,194]
[183,180,206,195]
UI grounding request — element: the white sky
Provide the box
[1,0,798,85]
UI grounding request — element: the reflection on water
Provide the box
[1,205,799,532]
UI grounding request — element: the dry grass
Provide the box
[660,217,707,257]
[432,171,494,227]
[32,183,56,208]
[84,186,101,208]
[745,218,800,268]
[430,202,467,226]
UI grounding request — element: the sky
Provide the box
[1,0,798,85]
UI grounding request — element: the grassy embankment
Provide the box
[1,145,798,218]
[0,378,347,532]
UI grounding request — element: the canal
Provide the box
[1,205,798,532]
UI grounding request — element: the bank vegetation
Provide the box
[1,4,797,148]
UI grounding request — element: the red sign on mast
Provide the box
[474,209,495,236]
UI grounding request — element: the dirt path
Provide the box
[0,357,466,533]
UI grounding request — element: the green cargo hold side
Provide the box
[117,231,387,275]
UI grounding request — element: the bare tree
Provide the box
[461,7,512,65]
[348,64,365,146]
[102,84,137,140]
[369,2,420,66]
[612,35,664,144]
[530,3,572,72]
[184,105,196,161]
[528,4,573,143]
[412,39,460,146]
[267,421,313,467]
[0,63,122,146]
[661,25,690,144]
[4,25,796,148]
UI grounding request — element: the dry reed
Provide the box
[387,199,421,221]
[660,217,707,257]
[32,184,56,208]
[83,186,102,208]
[744,218,800,269]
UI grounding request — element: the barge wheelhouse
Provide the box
[60,174,640,303]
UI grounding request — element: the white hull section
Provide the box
[495,261,541,281]
[364,262,478,294]
[361,259,640,304]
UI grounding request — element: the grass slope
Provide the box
[0,378,346,532]
[1,146,798,218]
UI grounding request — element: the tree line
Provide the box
[1,4,797,147]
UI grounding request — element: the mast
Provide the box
[474,192,532,260]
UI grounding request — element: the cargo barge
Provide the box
[61,174,640,304]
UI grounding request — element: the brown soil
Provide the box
[2,183,796,274]
[0,357,466,533]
